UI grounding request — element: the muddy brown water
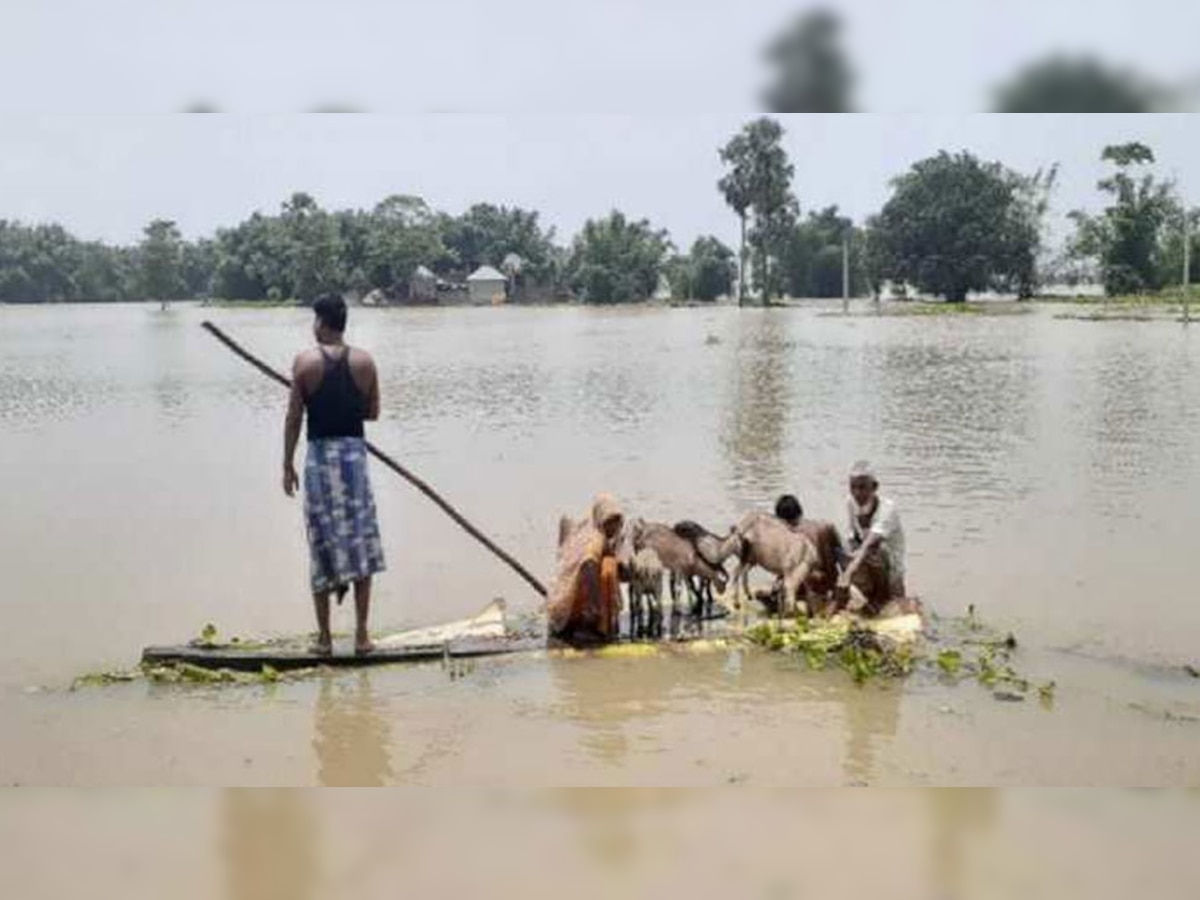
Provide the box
[5,790,1200,898]
[2,302,1199,786]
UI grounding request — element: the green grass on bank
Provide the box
[819,300,1034,318]
[201,298,305,309]
[1035,289,1197,307]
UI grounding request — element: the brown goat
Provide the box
[728,512,818,619]
[629,519,729,635]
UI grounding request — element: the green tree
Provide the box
[1158,208,1200,288]
[439,203,557,283]
[139,219,185,302]
[180,238,217,299]
[687,236,737,301]
[780,206,868,298]
[662,253,693,301]
[1068,142,1179,295]
[363,195,446,297]
[0,222,83,303]
[1006,165,1059,298]
[868,151,1044,302]
[280,193,343,302]
[77,241,137,301]
[992,56,1168,112]
[567,211,672,304]
[718,117,799,305]
[762,8,855,113]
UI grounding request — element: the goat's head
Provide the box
[628,517,647,551]
[711,566,730,592]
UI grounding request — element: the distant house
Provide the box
[467,265,507,304]
[653,273,673,302]
[408,265,437,303]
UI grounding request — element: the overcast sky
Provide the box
[2,114,1197,251]
[2,0,1198,113]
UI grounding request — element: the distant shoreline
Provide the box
[2,293,1191,313]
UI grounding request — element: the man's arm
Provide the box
[364,355,380,421]
[282,355,306,496]
[839,531,882,586]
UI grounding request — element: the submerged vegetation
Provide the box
[71,661,300,690]
[746,609,1055,703]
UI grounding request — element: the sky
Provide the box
[1,114,1198,252]
[1,0,1197,113]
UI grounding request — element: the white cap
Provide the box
[849,460,877,482]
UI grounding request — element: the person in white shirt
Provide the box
[837,460,910,616]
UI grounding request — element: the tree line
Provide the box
[2,121,1196,306]
[714,120,1196,303]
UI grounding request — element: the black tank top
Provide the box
[305,346,367,440]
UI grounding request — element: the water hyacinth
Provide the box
[746,609,1054,703]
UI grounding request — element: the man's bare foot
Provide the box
[354,635,374,656]
[311,636,333,657]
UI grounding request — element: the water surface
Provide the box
[2,302,1198,785]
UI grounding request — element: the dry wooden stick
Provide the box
[202,320,547,597]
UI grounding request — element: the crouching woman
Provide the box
[547,494,625,646]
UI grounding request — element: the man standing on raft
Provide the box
[283,294,386,656]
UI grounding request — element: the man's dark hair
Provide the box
[313,294,348,333]
[775,494,803,524]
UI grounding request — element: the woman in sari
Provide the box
[547,494,625,646]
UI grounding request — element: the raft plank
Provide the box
[141,637,545,672]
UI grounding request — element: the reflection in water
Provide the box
[545,646,905,785]
[221,790,319,900]
[545,656,671,766]
[537,789,683,869]
[721,312,792,504]
[841,681,902,784]
[925,789,999,897]
[313,673,393,786]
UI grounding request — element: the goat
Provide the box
[628,547,665,639]
[629,519,728,637]
[671,520,741,619]
[728,511,819,619]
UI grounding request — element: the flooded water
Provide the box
[2,302,1199,786]
[6,789,1200,898]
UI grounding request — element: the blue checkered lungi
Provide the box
[304,437,386,594]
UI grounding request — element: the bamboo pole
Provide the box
[201,321,548,598]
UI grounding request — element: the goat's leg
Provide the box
[684,576,705,634]
[725,560,750,629]
[782,560,814,620]
[683,575,698,617]
[686,576,701,618]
